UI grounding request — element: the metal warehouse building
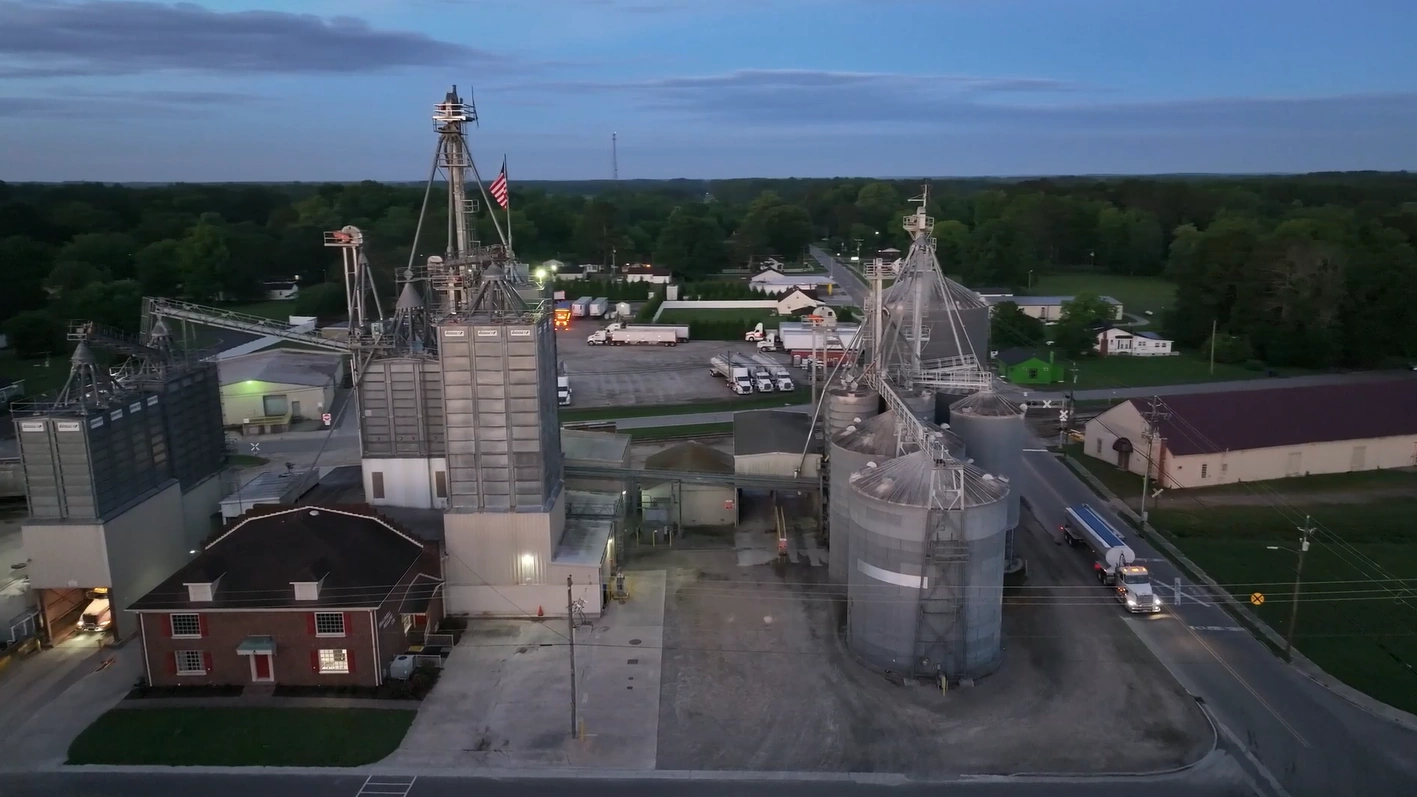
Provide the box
[218,349,344,429]
[642,442,736,529]
[733,410,822,478]
[1084,379,1417,489]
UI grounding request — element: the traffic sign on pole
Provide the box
[322,413,332,426]
[1250,592,1265,606]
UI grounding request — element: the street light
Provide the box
[1267,517,1315,660]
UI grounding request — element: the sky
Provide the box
[0,0,1415,182]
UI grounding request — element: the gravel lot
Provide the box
[637,508,1212,776]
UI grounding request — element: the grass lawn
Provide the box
[67,707,415,766]
[1026,274,1177,317]
[560,393,805,422]
[1065,353,1271,390]
[0,350,73,397]
[1149,501,1417,715]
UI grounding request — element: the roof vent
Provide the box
[309,509,320,516]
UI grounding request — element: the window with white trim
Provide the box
[175,650,205,675]
[1201,463,1209,479]
[314,612,345,637]
[318,648,349,674]
[170,613,201,638]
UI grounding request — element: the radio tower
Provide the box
[612,132,619,181]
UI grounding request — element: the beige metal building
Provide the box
[562,429,632,493]
[734,410,822,478]
[1084,380,1417,489]
[218,350,343,428]
[642,442,736,528]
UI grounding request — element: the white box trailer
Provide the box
[571,296,593,317]
[588,326,678,346]
[589,297,609,318]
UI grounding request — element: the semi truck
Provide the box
[597,321,690,341]
[710,355,755,394]
[78,596,112,632]
[557,376,572,406]
[747,364,775,392]
[553,301,572,331]
[1062,503,1161,613]
[587,325,678,346]
[571,296,593,317]
[750,353,795,391]
[588,297,609,318]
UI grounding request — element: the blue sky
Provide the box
[1,0,1414,181]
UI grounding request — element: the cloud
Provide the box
[506,69,1417,137]
[0,88,263,119]
[0,0,510,78]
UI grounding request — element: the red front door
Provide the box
[253,654,271,680]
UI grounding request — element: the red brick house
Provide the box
[130,505,443,688]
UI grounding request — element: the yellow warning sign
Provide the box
[1250,592,1265,606]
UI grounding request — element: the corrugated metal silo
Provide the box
[883,273,990,364]
[846,450,1009,680]
[948,390,1026,533]
[898,387,936,421]
[828,410,915,591]
[825,385,879,437]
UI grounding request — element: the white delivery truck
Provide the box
[710,356,755,394]
[750,353,795,391]
[587,325,678,346]
[557,375,572,406]
[595,321,689,341]
[1063,503,1161,613]
[756,330,783,351]
[588,297,609,318]
[571,296,593,318]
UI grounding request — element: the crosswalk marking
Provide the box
[358,775,416,797]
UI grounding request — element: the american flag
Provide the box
[489,158,509,209]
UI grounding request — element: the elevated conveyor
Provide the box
[141,297,352,354]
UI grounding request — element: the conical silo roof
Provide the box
[836,410,965,458]
[949,388,1024,418]
[70,340,98,366]
[396,282,424,310]
[849,450,1006,508]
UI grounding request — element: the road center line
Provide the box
[1179,619,1311,748]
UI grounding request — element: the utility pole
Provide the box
[1285,517,1314,660]
[1209,318,1217,375]
[566,575,578,737]
[1139,396,1170,524]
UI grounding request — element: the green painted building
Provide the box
[994,348,1065,385]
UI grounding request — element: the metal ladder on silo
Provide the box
[912,529,970,682]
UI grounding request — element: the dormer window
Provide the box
[183,573,222,603]
[293,581,321,601]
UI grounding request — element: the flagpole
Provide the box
[503,156,512,256]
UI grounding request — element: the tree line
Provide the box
[2,173,1415,368]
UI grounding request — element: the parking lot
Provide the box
[640,509,1212,776]
[553,318,777,409]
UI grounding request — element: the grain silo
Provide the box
[825,384,879,437]
[828,410,915,591]
[948,389,1026,563]
[883,270,991,365]
[897,387,936,421]
[846,450,1009,680]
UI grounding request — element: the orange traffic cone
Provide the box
[537,605,544,617]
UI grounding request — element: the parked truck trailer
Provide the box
[709,355,755,394]
[749,353,795,391]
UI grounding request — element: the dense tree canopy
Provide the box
[1,172,1415,369]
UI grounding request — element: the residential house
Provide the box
[130,505,443,688]
[1095,327,1173,356]
[985,295,1124,322]
[749,267,838,295]
[622,264,673,284]
[261,280,300,301]
[774,288,822,315]
[994,349,1066,385]
[1083,380,1417,489]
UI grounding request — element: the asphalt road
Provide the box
[1018,444,1417,797]
[809,245,871,306]
[0,770,1257,797]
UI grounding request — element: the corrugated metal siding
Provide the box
[359,357,444,458]
[735,452,821,479]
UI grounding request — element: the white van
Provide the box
[78,597,112,632]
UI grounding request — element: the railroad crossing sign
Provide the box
[249,442,260,454]
[1250,592,1265,606]
[1058,410,1070,423]
[322,413,332,426]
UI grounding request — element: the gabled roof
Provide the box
[1132,379,1417,456]
[645,441,734,473]
[129,505,436,612]
[1136,331,1167,340]
[734,409,821,457]
[219,349,343,387]
[995,347,1049,366]
[562,429,631,465]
